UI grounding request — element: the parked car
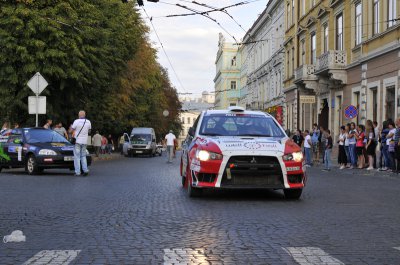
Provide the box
[0,128,92,175]
[180,107,306,199]
[122,127,157,157]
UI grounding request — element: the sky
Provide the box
[139,0,269,98]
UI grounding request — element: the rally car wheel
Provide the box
[187,170,202,197]
[284,189,303,200]
[26,155,39,175]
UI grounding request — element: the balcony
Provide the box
[316,50,347,84]
[227,89,240,99]
[294,65,318,91]
[294,64,317,83]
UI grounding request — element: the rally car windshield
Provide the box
[24,130,70,144]
[199,114,285,138]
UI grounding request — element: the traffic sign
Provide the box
[27,72,48,94]
[344,105,358,119]
[28,96,46,114]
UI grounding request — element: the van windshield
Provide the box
[131,134,151,142]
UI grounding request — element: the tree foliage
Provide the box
[0,0,181,138]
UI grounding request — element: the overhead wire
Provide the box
[142,7,188,93]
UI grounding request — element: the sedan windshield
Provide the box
[199,114,285,138]
[24,129,70,144]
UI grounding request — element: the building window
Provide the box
[355,3,362,45]
[292,0,295,25]
[312,0,316,7]
[311,33,316,64]
[287,50,290,77]
[373,0,380,35]
[230,103,236,106]
[287,3,291,28]
[231,56,236,66]
[336,13,343,50]
[388,0,397,27]
[291,47,295,75]
[300,39,305,66]
[323,24,329,52]
[187,117,190,124]
[182,117,185,124]
[231,81,237,90]
[301,0,306,16]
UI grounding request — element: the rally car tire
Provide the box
[186,170,202,197]
[26,155,39,175]
[283,189,302,200]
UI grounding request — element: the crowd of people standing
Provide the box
[292,119,400,173]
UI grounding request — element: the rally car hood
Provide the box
[197,136,286,155]
[26,142,74,151]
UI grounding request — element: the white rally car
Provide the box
[180,107,306,199]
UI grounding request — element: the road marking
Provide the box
[284,247,344,265]
[394,247,400,251]
[163,248,208,264]
[23,250,81,265]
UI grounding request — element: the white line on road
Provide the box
[163,248,208,265]
[23,250,81,265]
[394,247,400,251]
[284,247,345,265]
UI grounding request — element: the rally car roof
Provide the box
[203,108,272,117]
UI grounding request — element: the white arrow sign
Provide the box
[27,72,48,95]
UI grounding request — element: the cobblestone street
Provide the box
[0,152,399,264]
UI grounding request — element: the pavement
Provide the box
[0,152,399,264]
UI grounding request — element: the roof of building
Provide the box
[181,101,214,112]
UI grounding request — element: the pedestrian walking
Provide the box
[338,126,347,169]
[43,119,52,129]
[311,124,320,164]
[119,135,125,155]
[107,134,114,154]
[348,122,357,169]
[380,121,390,171]
[394,118,400,173]
[53,122,68,139]
[71,111,91,176]
[101,135,108,154]
[355,125,365,169]
[165,130,176,163]
[386,120,396,171]
[292,129,304,147]
[365,120,376,170]
[92,131,102,157]
[320,126,327,164]
[323,129,333,171]
[303,130,312,167]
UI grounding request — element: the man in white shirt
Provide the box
[165,130,176,163]
[303,130,312,167]
[71,110,92,176]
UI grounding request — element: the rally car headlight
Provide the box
[283,152,303,162]
[196,150,223,161]
[39,149,57,156]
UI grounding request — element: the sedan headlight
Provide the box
[283,152,303,162]
[39,149,57,156]
[196,150,223,161]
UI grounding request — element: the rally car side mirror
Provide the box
[188,127,195,137]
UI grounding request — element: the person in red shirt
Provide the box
[355,124,365,169]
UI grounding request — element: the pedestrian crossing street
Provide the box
[19,247,400,265]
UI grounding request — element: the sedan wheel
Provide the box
[26,155,39,175]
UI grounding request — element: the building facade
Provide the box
[214,33,241,109]
[284,0,400,139]
[239,0,286,125]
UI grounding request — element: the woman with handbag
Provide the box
[385,121,396,172]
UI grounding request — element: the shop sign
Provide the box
[300,95,316,104]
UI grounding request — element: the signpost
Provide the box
[344,105,358,119]
[27,72,48,127]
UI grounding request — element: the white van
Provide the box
[122,128,157,157]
